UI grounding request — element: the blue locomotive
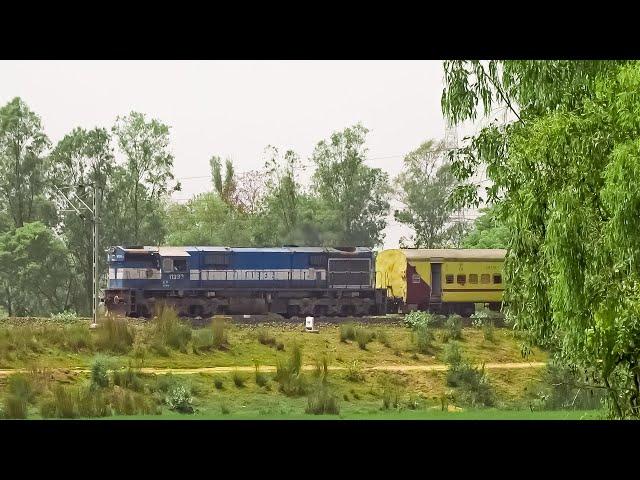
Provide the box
[103,245,387,317]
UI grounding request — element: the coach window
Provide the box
[469,274,478,284]
[445,274,454,284]
[173,259,188,272]
[457,274,466,285]
[493,274,502,284]
[481,274,490,284]
[162,258,173,272]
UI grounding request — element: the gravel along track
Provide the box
[0,362,545,377]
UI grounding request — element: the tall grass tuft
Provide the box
[2,394,28,419]
[232,370,247,388]
[254,361,269,387]
[306,383,340,415]
[91,355,111,389]
[413,323,434,354]
[153,304,191,353]
[95,317,135,353]
[211,316,229,350]
[275,342,306,396]
[257,328,276,347]
[376,329,392,348]
[112,366,145,392]
[355,327,374,350]
[339,323,356,343]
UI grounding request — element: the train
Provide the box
[102,245,506,318]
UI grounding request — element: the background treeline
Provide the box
[0,97,503,318]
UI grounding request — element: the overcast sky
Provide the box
[1,60,470,249]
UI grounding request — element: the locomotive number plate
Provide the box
[168,274,185,280]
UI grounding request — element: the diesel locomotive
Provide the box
[103,245,387,318]
[102,245,506,318]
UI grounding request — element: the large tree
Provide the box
[394,139,460,248]
[0,97,53,230]
[311,124,390,247]
[441,60,640,417]
[49,127,114,314]
[112,112,180,245]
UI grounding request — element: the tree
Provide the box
[0,97,53,230]
[0,222,76,316]
[441,60,640,417]
[394,139,460,248]
[311,124,390,247]
[210,155,236,206]
[49,127,114,314]
[112,112,180,244]
[461,204,509,249]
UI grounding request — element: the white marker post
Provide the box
[305,316,318,333]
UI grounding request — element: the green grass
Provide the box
[104,408,603,420]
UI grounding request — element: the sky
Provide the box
[0,60,476,249]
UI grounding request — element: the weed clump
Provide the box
[165,384,194,414]
[210,316,229,350]
[152,304,191,353]
[355,327,374,350]
[306,383,340,415]
[413,323,434,354]
[257,328,276,347]
[376,329,392,348]
[213,377,224,390]
[275,342,306,396]
[339,323,356,343]
[91,355,111,389]
[95,317,135,353]
[232,370,247,388]
[254,362,269,387]
[345,360,365,383]
[442,315,463,342]
[113,366,145,392]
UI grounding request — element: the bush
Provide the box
[413,323,434,354]
[165,385,194,414]
[355,327,374,350]
[442,315,463,342]
[306,383,340,415]
[213,377,224,390]
[345,360,365,383]
[257,328,276,347]
[49,310,79,324]
[538,363,605,410]
[91,356,111,389]
[232,370,247,388]
[444,342,494,407]
[95,318,135,353]
[404,310,435,329]
[339,323,356,343]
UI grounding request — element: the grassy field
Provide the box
[0,313,604,420]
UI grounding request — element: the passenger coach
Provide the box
[375,249,506,316]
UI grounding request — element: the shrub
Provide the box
[91,356,111,389]
[165,385,194,414]
[483,320,495,342]
[538,363,605,410]
[442,315,463,342]
[49,310,79,324]
[345,360,365,383]
[471,310,496,342]
[257,328,276,347]
[444,342,494,407]
[404,311,435,329]
[213,377,224,390]
[413,323,434,354]
[306,383,340,415]
[339,323,356,342]
[95,317,135,353]
[355,327,374,350]
[232,370,247,388]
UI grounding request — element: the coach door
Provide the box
[430,262,442,300]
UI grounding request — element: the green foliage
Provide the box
[257,328,276,347]
[210,317,228,350]
[442,59,640,417]
[2,394,28,419]
[345,360,365,383]
[213,377,224,390]
[112,367,145,393]
[444,341,494,407]
[395,140,462,248]
[443,315,463,342]
[91,355,111,389]
[152,305,191,353]
[165,385,194,414]
[413,323,434,354]
[461,206,510,249]
[376,329,392,348]
[403,311,435,329]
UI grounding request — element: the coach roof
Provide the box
[400,249,506,261]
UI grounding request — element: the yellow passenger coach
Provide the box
[375,249,506,317]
